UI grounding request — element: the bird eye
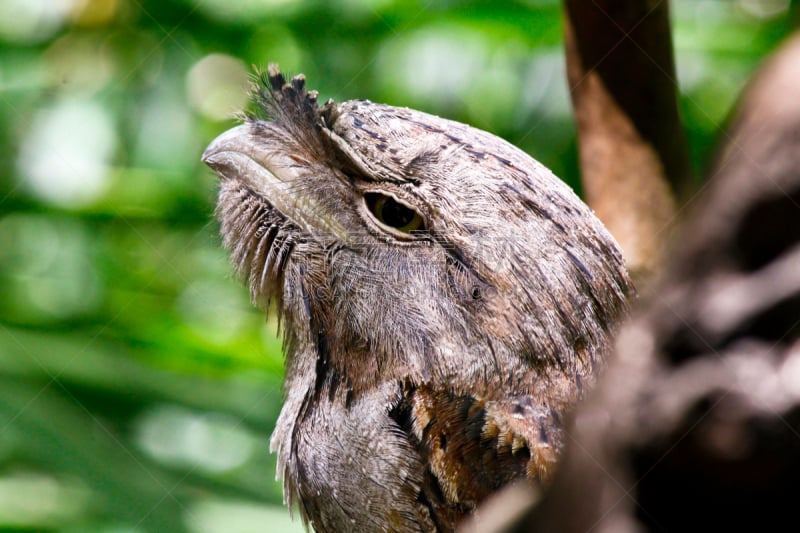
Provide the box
[364,193,425,234]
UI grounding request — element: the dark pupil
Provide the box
[381,198,414,228]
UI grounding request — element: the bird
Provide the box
[202,65,632,532]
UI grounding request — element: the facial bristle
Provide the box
[256,64,320,118]
[250,64,331,158]
[267,63,286,92]
[290,74,306,93]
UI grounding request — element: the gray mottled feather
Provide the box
[204,66,632,532]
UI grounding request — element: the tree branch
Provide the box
[563,0,691,287]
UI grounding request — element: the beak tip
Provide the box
[201,146,218,168]
[202,124,254,175]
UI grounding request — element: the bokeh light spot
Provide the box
[0,0,75,44]
[187,54,250,121]
[0,472,91,528]
[135,405,256,474]
[71,0,119,27]
[186,499,306,533]
[17,98,116,208]
[737,0,790,19]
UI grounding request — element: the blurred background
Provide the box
[0,0,796,531]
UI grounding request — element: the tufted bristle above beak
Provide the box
[254,64,321,124]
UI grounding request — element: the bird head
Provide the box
[203,65,631,395]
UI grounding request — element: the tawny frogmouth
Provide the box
[203,66,631,532]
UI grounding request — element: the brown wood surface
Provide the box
[564,0,692,287]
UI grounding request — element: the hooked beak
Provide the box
[203,124,347,240]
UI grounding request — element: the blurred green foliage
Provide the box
[0,0,795,531]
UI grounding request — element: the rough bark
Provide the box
[564,0,691,288]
